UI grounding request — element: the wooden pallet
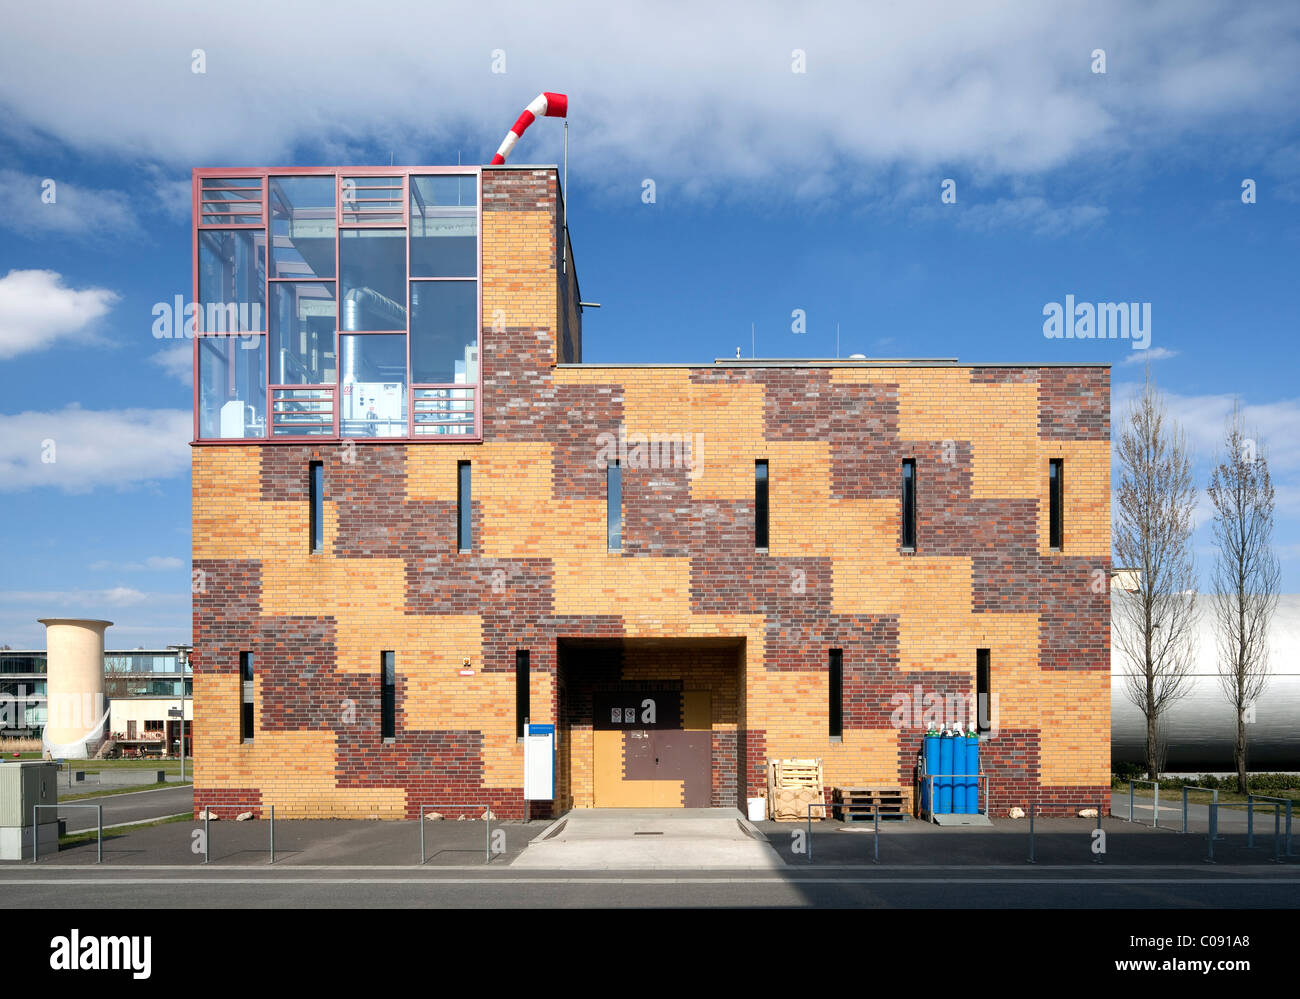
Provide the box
[832,786,908,821]
[767,759,825,820]
[772,758,823,789]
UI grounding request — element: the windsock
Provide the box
[489,92,568,165]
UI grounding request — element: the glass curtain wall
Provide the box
[196,170,480,440]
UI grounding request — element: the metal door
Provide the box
[592,690,711,807]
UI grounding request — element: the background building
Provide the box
[191,164,1112,819]
[0,641,191,757]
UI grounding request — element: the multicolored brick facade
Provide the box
[192,165,1111,820]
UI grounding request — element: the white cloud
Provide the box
[144,168,194,223]
[0,589,190,648]
[0,587,173,608]
[927,195,1109,237]
[0,405,191,493]
[1122,346,1180,365]
[0,269,119,360]
[1112,383,1300,472]
[0,169,140,238]
[89,556,185,571]
[0,1,1295,206]
[149,342,193,386]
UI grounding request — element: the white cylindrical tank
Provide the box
[1111,595,1300,772]
[38,618,111,759]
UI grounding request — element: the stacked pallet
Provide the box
[767,758,824,821]
[832,786,907,821]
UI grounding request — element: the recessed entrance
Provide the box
[557,637,746,811]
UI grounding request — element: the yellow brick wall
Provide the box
[192,170,1110,814]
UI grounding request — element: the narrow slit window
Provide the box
[976,649,991,735]
[755,460,769,550]
[381,651,396,739]
[1049,459,1063,550]
[901,459,917,550]
[309,461,323,552]
[240,651,254,742]
[457,461,472,552]
[828,648,843,739]
[607,460,622,552]
[515,649,530,739]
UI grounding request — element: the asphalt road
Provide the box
[1,866,1296,908]
[58,785,193,832]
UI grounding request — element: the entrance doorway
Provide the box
[558,636,746,811]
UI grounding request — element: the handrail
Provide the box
[919,772,989,821]
[411,384,476,436]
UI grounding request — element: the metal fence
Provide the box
[1178,785,1220,835]
[1245,795,1294,860]
[1123,779,1169,828]
[419,804,496,865]
[32,804,102,864]
[803,801,888,864]
[1026,801,1106,864]
[1121,785,1294,863]
[195,804,276,864]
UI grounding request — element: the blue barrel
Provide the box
[937,734,953,814]
[964,736,981,814]
[922,735,941,813]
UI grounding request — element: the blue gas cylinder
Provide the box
[937,734,954,814]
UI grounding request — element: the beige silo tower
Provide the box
[38,618,111,759]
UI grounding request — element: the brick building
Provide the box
[190,164,1111,820]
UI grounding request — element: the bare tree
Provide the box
[1114,371,1199,780]
[1207,401,1280,795]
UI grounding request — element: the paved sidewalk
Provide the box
[8,805,1294,870]
[26,815,546,867]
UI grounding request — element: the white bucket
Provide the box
[747,797,766,822]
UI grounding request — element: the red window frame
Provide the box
[192,166,484,445]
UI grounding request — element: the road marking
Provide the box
[2,877,1296,886]
[5,861,1294,873]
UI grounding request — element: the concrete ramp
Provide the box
[511,807,785,870]
[931,813,994,827]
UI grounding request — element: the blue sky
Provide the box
[1,0,1298,648]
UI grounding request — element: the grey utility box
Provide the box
[0,761,59,860]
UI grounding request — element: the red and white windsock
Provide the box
[489,92,568,165]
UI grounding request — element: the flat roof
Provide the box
[557,360,1112,369]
